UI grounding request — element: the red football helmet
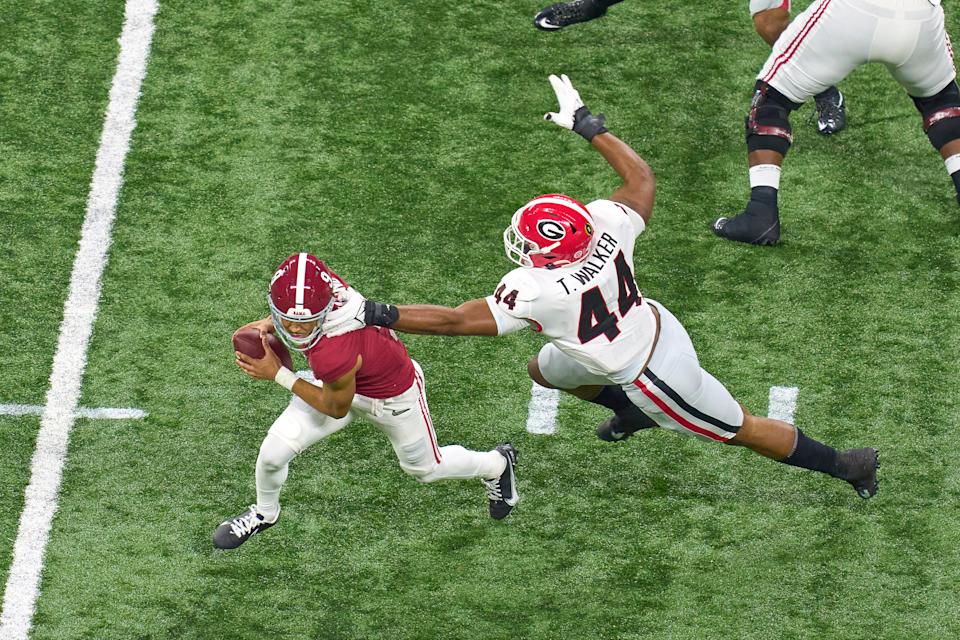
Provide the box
[503,194,595,269]
[268,253,335,352]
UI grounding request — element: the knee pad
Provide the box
[396,437,437,482]
[913,80,960,150]
[257,433,297,472]
[745,81,799,156]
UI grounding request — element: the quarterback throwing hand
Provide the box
[324,74,879,501]
[212,255,518,550]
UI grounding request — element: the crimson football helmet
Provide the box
[503,194,595,268]
[268,253,335,352]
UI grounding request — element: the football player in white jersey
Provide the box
[532,0,846,134]
[714,0,960,245]
[324,75,879,500]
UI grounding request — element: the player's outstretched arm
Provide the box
[593,132,655,224]
[391,299,500,336]
[323,294,499,337]
[543,73,655,224]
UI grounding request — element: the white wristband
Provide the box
[274,367,297,391]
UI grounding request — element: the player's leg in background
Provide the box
[713,81,800,245]
[913,84,960,204]
[751,1,790,46]
[367,362,517,517]
[627,301,879,498]
[533,0,624,32]
[715,0,863,245]
[887,3,960,204]
[751,0,846,135]
[527,343,656,442]
[212,393,354,549]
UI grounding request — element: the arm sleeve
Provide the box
[484,296,532,335]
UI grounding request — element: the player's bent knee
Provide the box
[395,437,438,482]
[527,357,556,389]
[402,462,441,483]
[913,81,960,150]
[752,8,789,46]
[257,434,297,472]
[746,81,799,156]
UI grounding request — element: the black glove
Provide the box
[363,300,400,327]
[572,106,608,142]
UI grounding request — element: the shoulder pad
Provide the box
[498,268,541,302]
[588,199,644,236]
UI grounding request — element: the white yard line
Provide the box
[767,386,799,423]
[525,382,561,435]
[0,405,147,420]
[0,2,157,638]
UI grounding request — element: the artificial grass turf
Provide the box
[0,0,126,590]
[4,0,960,638]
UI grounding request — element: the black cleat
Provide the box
[836,448,879,499]
[596,404,658,442]
[814,88,846,135]
[213,505,278,549]
[712,199,781,246]
[482,443,519,520]
[534,0,610,31]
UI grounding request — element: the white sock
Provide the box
[749,164,782,190]
[945,153,960,175]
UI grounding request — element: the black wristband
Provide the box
[363,300,400,327]
[572,106,608,141]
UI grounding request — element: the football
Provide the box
[232,328,294,370]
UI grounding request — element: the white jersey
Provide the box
[485,199,657,384]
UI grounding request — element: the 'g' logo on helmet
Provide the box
[537,220,566,241]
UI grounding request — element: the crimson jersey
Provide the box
[306,268,415,399]
[306,327,415,399]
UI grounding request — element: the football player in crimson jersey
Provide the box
[323,74,879,500]
[212,253,518,550]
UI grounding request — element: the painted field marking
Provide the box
[0,2,158,639]
[525,382,561,435]
[767,386,799,423]
[524,384,800,435]
[0,404,147,421]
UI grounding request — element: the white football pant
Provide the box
[255,361,505,520]
[759,0,955,102]
[536,300,745,443]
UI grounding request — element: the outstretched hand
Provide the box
[543,73,585,130]
[543,73,607,141]
[236,332,282,380]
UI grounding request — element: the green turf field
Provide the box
[2,0,960,638]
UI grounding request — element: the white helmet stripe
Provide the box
[295,252,307,307]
